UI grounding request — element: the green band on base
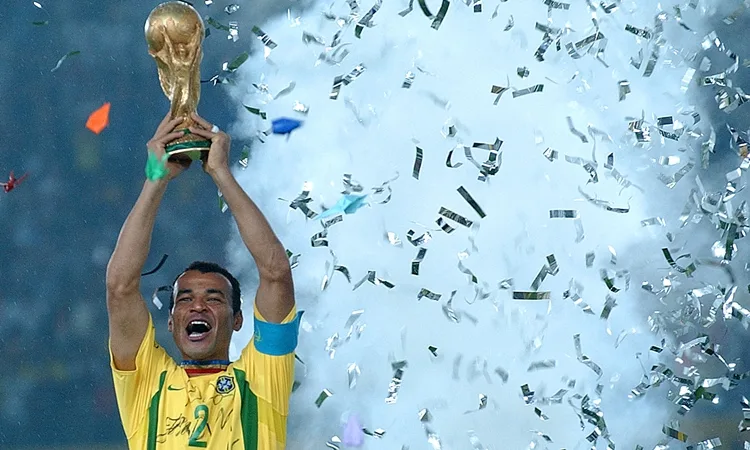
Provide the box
[165,140,211,154]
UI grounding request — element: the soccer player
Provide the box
[106,112,300,449]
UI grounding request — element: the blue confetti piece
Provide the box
[272,117,303,135]
[318,194,369,219]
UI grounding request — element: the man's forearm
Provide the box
[106,180,168,292]
[211,168,289,278]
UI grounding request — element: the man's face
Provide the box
[168,270,242,361]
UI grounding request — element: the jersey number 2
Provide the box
[188,404,209,448]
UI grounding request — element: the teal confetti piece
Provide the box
[227,52,249,71]
[51,50,80,73]
[243,105,267,119]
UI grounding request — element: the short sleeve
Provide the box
[236,306,301,415]
[109,314,174,439]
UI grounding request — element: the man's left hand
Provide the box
[188,112,231,176]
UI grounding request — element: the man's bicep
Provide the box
[107,289,150,371]
[254,271,295,324]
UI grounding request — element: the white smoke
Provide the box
[220,0,734,448]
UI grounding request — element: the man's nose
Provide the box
[189,298,208,311]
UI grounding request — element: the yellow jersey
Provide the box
[110,307,301,450]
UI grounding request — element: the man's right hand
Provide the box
[146,112,192,180]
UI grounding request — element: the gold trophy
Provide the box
[145,1,210,161]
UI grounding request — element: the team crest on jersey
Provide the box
[216,376,235,394]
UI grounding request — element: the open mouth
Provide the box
[186,320,212,341]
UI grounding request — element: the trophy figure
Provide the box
[145,1,210,161]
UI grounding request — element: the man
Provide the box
[106,112,299,449]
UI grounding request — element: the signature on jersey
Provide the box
[156,407,234,443]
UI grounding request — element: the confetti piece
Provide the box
[1,171,29,193]
[413,147,424,179]
[217,190,229,213]
[51,50,80,73]
[573,334,603,378]
[252,26,277,58]
[534,407,549,420]
[242,106,267,121]
[355,1,383,38]
[457,186,486,218]
[411,248,427,275]
[544,0,570,10]
[353,271,395,290]
[417,0,450,30]
[315,389,333,407]
[141,254,169,277]
[385,361,407,404]
[566,116,589,143]
[402,71,416,88]
[513,291,551,300]
[661,248,697,277]
[618,80,631,101]
[271,117,303,135]
[527,360,556,371]
[625,24,652,39]
[417,288,441,301]
[662,425,687,442]
[438,206,474,228]
[225,52,249,72]
[512,84,544,98]
[224,4,240,14]
[491,83,510,105]
[145,152,169,181]
[318,194,368,219]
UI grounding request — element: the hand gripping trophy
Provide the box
[145,1,211,162]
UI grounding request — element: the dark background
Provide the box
[0,0,748,448]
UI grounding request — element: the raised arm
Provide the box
[189,113,295,323]
[106,114,190,370]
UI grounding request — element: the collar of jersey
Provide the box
[179,359,231,366]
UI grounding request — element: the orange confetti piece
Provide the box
[86,102,111,134]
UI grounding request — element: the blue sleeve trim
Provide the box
[254,311,303,356]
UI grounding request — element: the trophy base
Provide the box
[166,140,211,163]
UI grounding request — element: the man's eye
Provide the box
[208,297,221,302]
[177,297,189,303]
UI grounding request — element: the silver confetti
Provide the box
[512,84,544,98]
[251,26,277,59]
[347,363,360,389]
[566,116,589,143]
[224,4,240,14]
[618,80,631,101]
[385,361,407,404]
[355,0,383,38]
[413,147,424,179]
[457,186,486,218]
[439,207,474,228]
[491,83,510,105]
[527,360,556,371]
[402,71,416,88]
[417,287,442,301]
[573,334,603,378]
[513,291,551,300]
[412,248,428,275]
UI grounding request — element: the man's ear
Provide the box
[167,315,173,333]
[233,310,243,332]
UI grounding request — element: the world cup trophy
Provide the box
[145,1,210,162]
